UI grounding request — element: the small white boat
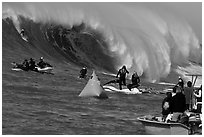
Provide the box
[103,85,142,94]
[137,116,190,135]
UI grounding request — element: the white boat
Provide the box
[103,85,142,94]
[137,116,190,135]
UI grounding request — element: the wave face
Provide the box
[2,3,202,82]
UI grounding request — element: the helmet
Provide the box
[40,57,44,60]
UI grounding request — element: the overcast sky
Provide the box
[127,2,202,43]
[159,2,202,43]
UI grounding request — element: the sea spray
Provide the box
[2,2,201,82]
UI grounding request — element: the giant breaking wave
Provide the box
[2,3,202,82]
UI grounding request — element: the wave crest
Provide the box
[3,3,201,82]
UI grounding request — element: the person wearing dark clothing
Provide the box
[22,59,29,71]
[116,65,129,90]
[79,67,87,78]
[171,86,186,122]
[37,57,47,68]
[29,58,37,71]
[20,29,25,37]
[162,92,172,121]
[127,71,140,91]
[183,81,193,110]
[176,76,184,90]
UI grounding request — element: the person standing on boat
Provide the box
[116,65,129,90]
[162,92,172,121]
[194,85,202,113]
[171,86,186,122]
[183,81,194,110]
[176,76,184,91]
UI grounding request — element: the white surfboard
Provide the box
[103,85,142,94]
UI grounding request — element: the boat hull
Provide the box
[138,117,190,135]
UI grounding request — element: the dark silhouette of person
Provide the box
[171,86,186,122]
[22,59,29,71]
[79,67,87,78]
[183,81,193,110]
[162,92,172,121]
[127,71,140,91]
[29,58,38,71]
[20,28,25,37]
[177,76,184,89]
[116,65,129,90]
[37,57,47,68]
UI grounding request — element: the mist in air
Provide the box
[2,2,201,82]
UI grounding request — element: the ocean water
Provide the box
[2,2,202,135]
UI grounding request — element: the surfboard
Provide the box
[103,85,142,94]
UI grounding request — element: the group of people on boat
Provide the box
[80,65,140,91]
[12,57,52,72]
[161,77,202,123]
[104,65,140,91]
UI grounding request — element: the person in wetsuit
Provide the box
[79,67,87,78]
[29,58,38,71]
[37,57,47,68]
[116,65,129,90]
[21,59,29,71]
[127,71,140,91]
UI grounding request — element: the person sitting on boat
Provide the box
[162,92,172,122]
[171,86,186,122]
[127,71,140,91]
[116,65,129,90]
[12,62,24,69]
[79,67,87,78]
[193,85,202,113]
[37,57,52,69]
[29,58,38,71]
[21,59,29,71]
[183,81,193,111]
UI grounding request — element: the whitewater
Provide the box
[2,2,201,82]
[2,2,202,135]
